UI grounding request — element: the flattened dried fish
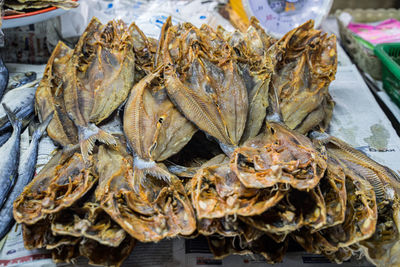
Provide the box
[35,41,78,146]
[271,20,337,134]
[123,68,196,165]
[163,22,248,147]
[220,18,276,142]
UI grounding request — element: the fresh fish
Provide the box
[8,72,37,90]
[0,131,11,147]
[0,58,9,102]
[0,82,36,132]
[0,104,22,208]
[0,112,53,240]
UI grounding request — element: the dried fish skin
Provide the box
[240,187,327,235]
[35,41,78,147]
[89,20,136,125]
[123,69,196,162]
[191,162,286,219]
[271,20,337,134]
[95,145,196,242]
[13,150,97,225]
[231,122,327,189]
[63,17,117,160]
[207,233,288,264]
[79,237,136,267]
[163,22,248,146]
[222,18,276,142]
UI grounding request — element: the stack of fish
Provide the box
[4,0,78,12]
[7,16,400,267]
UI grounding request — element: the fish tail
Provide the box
[134,157,172,183]
[32,112,54,141]
[79,124,117,161]
[2,103,22,131]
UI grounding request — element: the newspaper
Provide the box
[0,42,398,266]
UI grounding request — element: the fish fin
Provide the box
[134,157,172,183]
[79,124,117,161]
[2,103,22,130]
[32,112,54,141]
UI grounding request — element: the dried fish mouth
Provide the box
[51,193,127,247]
[231,122,327,190]
[95,144,196,242]
[13,149,97,225]
[191,157,286,219]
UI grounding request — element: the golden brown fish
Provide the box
[163,21,248,148]
[219,17,276,142]
[35,41,78,147]
[13,148,97,225]
[230,121,327,190]
[271,20,337,134]
[311,132,400,266]
[51,193,127,247]
[95,144,196,242]
[63,17,135,160]
[191,155,286,219]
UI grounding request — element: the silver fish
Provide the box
[0,112,53,240]
[0,82,37,132]
[8,72,37,90]
[0,104,22,208]
[0,131,11,147]
[0,58,8,102]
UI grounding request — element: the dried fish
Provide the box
[163,22,248,148]
[231,122,327,190]
[35,41,78,147]
[4,0,79,11]
[96,144,196,242]
[271,20,337,134]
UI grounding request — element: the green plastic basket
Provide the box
[374,43,400,108]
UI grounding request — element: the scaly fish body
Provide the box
[0,113,52,240]
[0,104,22,208]
[0,131,11,147]
[0,58,9,102]
[9,72,36,90]
[0,84,36,132]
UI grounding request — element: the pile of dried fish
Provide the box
[4,0,78,13]
[10,16,400,267]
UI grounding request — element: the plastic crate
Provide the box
[335,8,400,80]
[374,43,400,108]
